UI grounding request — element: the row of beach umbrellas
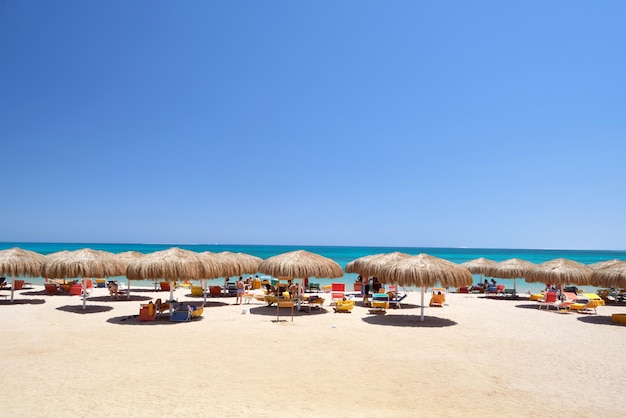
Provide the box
[2,247,626,314]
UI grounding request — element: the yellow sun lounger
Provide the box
[569,293,605,314]
[334,299,354,313]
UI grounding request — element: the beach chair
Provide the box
[537,292,559,310]
[139,302,157,321]
[170,304,192,322]
[485,285,498,296]
[95,279,107,288]
[44,283,61,295]
[155,298,170,318]
[386,286,407,308]
[69,284,83,296]
[275,300,295,322]
[569,293,605,314]
[370,293,389,313]
[190,305,203,318]
[334,298,354,313]
[191,286,204,297]
[83,279,93,295]
[159,282,171,292]
[307,282,321,292]
[429,292,446,307]
[331,283,345,304]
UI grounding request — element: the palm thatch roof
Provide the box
[460,257,497,275]
[525,258,593,285]
[485,258,534,279]
[590,261,626,288]
[345,252,410,277]
[42,248,125,279]
[258,250,343,279]
[126,247,216,281]
[0,247,46,277]
[215,251,262,277]
[116,251,144,264]
[377,253,473,288]
[587,259,623,270]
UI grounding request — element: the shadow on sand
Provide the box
[362,314,457,328]
[88,295,152,303]
[249,304,330,318]
[577,315,625,327]
[107,314,205,326]
[0,298,46,306]
[56,304,114,314]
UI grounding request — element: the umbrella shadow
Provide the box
[515,304,544,310]
[56,304,114,314]
[362,314,457,328]
[20,290,51,296]
[88,295,152,303]
[107,314,204,326]
[249,305,330,317]
[0,298,46,305]
[124,288,162,294]
[577,315,625,327]
[200,300,229,308]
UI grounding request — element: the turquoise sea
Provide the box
[3,243,625,293]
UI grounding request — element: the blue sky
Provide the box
[1,1,625,250]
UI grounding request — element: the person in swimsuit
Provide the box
[235,276,245,305]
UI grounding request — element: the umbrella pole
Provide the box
[127,278,131,300]
[82,278,87,310]
[420,287,425,322]
[10,276,15,303]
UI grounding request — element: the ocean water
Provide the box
[2,242,625,293]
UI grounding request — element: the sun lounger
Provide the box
[537,292,559,310]
[569,293,605,314]
[44,283,61,295]
[334,298,354,313]
[387,286,408,308]
[370,293,389,313]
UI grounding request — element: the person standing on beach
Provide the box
[361,276,370,306]
[235,276,245,305]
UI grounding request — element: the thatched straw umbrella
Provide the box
[587,259,623,270]
[115,251,145,296]
[197,251,230,303]
[525,258,593,299]
[126,247,218,302]
[485,258,535,295]
[213,251,263,298]
[258,250,343,280]
[591,261,626,289]
[258,250,343,318]
[216,251,262,278]
[377,254,472,321]
[42,248,126,310]
[460,257,497,286]
[346,252,410,278]
[0,247,46,302]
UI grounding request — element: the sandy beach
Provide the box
[1,286,625,417]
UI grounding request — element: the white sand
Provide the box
[1,286,626,417]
